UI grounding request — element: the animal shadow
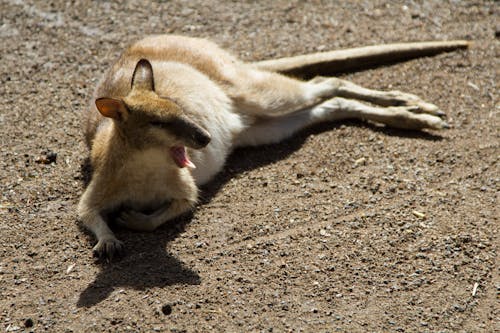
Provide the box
[77,215,199,307]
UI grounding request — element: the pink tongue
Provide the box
[170,146,196,169]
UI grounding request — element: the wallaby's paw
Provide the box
[386,106,450,130]
[388,90,445,117]
[116,210,156,232]
[92,237,124,261]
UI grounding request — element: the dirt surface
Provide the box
[0,0,498,332]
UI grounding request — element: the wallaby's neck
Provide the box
[93,121,130,173]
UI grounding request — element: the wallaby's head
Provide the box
[95,59,211,168]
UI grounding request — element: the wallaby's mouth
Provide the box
[170,146,196,169]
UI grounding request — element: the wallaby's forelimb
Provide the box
[253,40,470,79]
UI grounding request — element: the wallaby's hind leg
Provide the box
[231,69,444,119]
[309,76,444,116]
[235,97,448,147]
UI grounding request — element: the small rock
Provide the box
[66,263,76,274]
[161,304,172,315]
[412,210,426,219]
[319,229,331,237]
[354,157,366,167]
[24,318,34,328]
[35,151,57,164]
[467,82,480,91]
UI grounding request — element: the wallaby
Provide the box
[78,35,468,260]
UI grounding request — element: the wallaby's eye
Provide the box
[150,121,163,127]
[150,121,169,128]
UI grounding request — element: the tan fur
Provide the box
[79,34,467,259]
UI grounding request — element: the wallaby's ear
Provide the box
[131,59,154,91]
[95,97,128,120]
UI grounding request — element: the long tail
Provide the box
[253,40,469,78]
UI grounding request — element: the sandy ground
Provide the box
[0,0,498,332]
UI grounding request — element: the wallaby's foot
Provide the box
[384,90,445,117]
[92,237,124,261]
[379,105,449,130]
[310,76,447,118]
[116,210,159,232]
[315,97,450,130]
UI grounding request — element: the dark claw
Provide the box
[436,110,447,118]
[92,239,125,262]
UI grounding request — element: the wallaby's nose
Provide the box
[193,128,211,148]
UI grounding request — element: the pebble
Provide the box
[24,318,34,328]
[161,304,172,315]
[319,229,331,237]
[35,151,57,164]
